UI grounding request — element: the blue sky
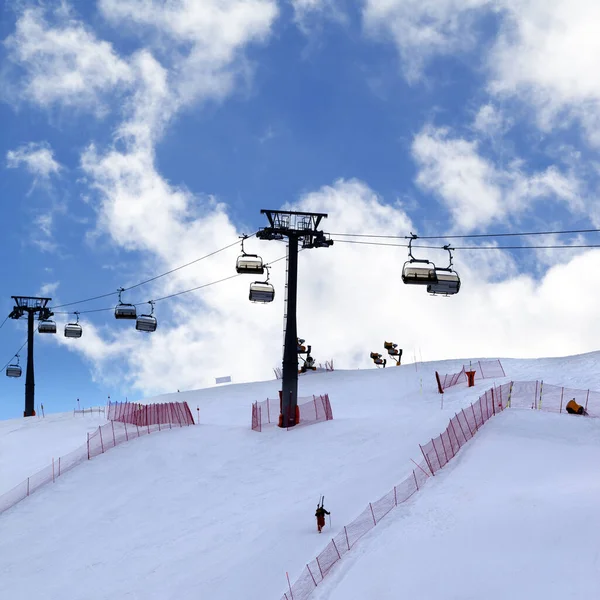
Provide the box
[2,0,600,420]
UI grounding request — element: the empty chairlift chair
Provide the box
[249,265,275,303]
[115,288,137,320]
[427,245,461,296]
[64,312,83,338]
[6,355,21,378]
[402,235,438,286]
[38,319,57,334]
[236,236,265,275]
[136,301,157,332]
[249,281,275,303]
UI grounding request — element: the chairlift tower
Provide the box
[8,296,53,417]
[256,210,333,428]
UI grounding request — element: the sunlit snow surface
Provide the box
[1,354,599,599]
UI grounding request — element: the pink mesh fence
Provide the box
[0,402,195,517]
[274,360,335,379]
[281,382,511,600]
[251,394,333,432]
[506,380,600,417]
[437,359,506,391]
[106,400,195,427]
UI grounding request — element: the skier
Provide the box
[315,501,330,533]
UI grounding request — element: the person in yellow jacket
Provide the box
[566,399,588,415]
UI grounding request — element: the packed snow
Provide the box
[0,353,599,599]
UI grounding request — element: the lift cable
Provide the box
[330,239,600,250]
[49,237,248,310]
[50,249,292,316]
[326,227,600,240]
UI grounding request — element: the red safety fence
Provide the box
[281,382,512,600]
[106,400,195,426]
[505,381,600,418]
[436,359,506,391]
[0,402,195,518]
[252,394,333,432]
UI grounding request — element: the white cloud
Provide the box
[6,142,62,178]
[472,104,512,138]
[4,7,132,113]
[412,126,583,231]
[98,0,278,107]
[362,0,492,81]
[290,0,347,34]
[488,0,600,144]
[37,281,60,297]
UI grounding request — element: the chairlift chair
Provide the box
[249,282,275,303]
[6,355,21,378]
[136,301,158,332]
[370,352,382,360]
[402,235,438,286]
[115,288,137,319]
[38,319,57,334]
[428,245,461,296]
[236,236,265,275]
[64,312,83,338]
[249,265,275,303]
[384,341,397,350]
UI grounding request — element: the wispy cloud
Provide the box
[412,125,583,231]
[4,6,132,113]
[6,142,62,179]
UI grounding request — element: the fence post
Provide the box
[439,431,450,463]
[419,444,435,476]
[316,556,324,579]
[344,526,350,550]
[539,380,544,410]
[58,457,61,477]
[470,404,478,431]
[534,380,539,409]
[286,571,294,600]
[124,421,129,441]
[455,411,468,442]
[430,438,442,472]
[394,485,398,506]
[585,389,590,413]
[266,398,271,424]
[306,563,318,587]
[559,387,564,413]
[332,538,342,559]
[413,469,419,491]
[27,478,30,496]
[87,433,90,460]
[99,426,105,454]
[491,387,496,415]
[52,458,55,483]
[111,420,116,447]
[449,417,461,449]
[369,503,377,525]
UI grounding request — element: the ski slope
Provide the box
[314,409,600,600]
[0,353,599,599]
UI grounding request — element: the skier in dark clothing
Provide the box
[315,504,330,533]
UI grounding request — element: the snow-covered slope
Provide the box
[0,353,598,599]
[0,410,107,495]
[315,409,600,600]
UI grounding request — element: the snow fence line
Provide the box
[252,394,333,432]
[281,378,600,599]
[0,401,195,518]
[436,359,506,392]
[280,383,513,600]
